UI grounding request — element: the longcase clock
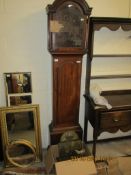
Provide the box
[46,0,92,144]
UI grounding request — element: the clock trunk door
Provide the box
[53,56,82,128]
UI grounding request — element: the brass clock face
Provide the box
[50,1,87,50]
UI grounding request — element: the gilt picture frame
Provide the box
[0,104,42,167]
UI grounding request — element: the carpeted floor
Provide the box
[87,138,131,175]
[0,161,46,175]
[87,138,131,157]
[1,138,131,175]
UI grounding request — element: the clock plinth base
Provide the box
[49,122,83,145]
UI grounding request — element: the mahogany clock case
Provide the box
[47,0,92,144]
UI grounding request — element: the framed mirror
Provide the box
[0,104,42,167]
[4,72,32,106]
[9,95,32,106]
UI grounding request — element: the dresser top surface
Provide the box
[87,93,131,111]
[105,94,131,106]
[95,94,131,111]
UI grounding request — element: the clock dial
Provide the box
[50,1,87,50]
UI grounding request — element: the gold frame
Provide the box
[0,104,42,167]
[6,139,36,168]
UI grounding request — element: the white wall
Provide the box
[0,0,53,148]
[0,0,131,148]
[87,0,130,17]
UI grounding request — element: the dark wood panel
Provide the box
[104,94,131,107]
[101,90,131,95]
[100,110,131,129]
[91,74,131,79]
[90,17,131,31]
[53,56,82,127]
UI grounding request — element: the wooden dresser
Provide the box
[84,17,131,157]
[84,90,131,156]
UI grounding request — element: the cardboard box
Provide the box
[45,145,97,175]
[55,157,97,175]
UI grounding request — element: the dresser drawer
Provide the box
[100,110,131,129]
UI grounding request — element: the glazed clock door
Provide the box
[47,0,92,54]
[50,1,86,52]
[53,56,82,128]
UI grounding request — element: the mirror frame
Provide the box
[6,139,36,168]
[8,95,32,106]
[4,72,32,106]
[0,104,42,167]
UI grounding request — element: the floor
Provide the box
[87,138,131,175]
[87,138,131,158]
[0,138,131,174]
